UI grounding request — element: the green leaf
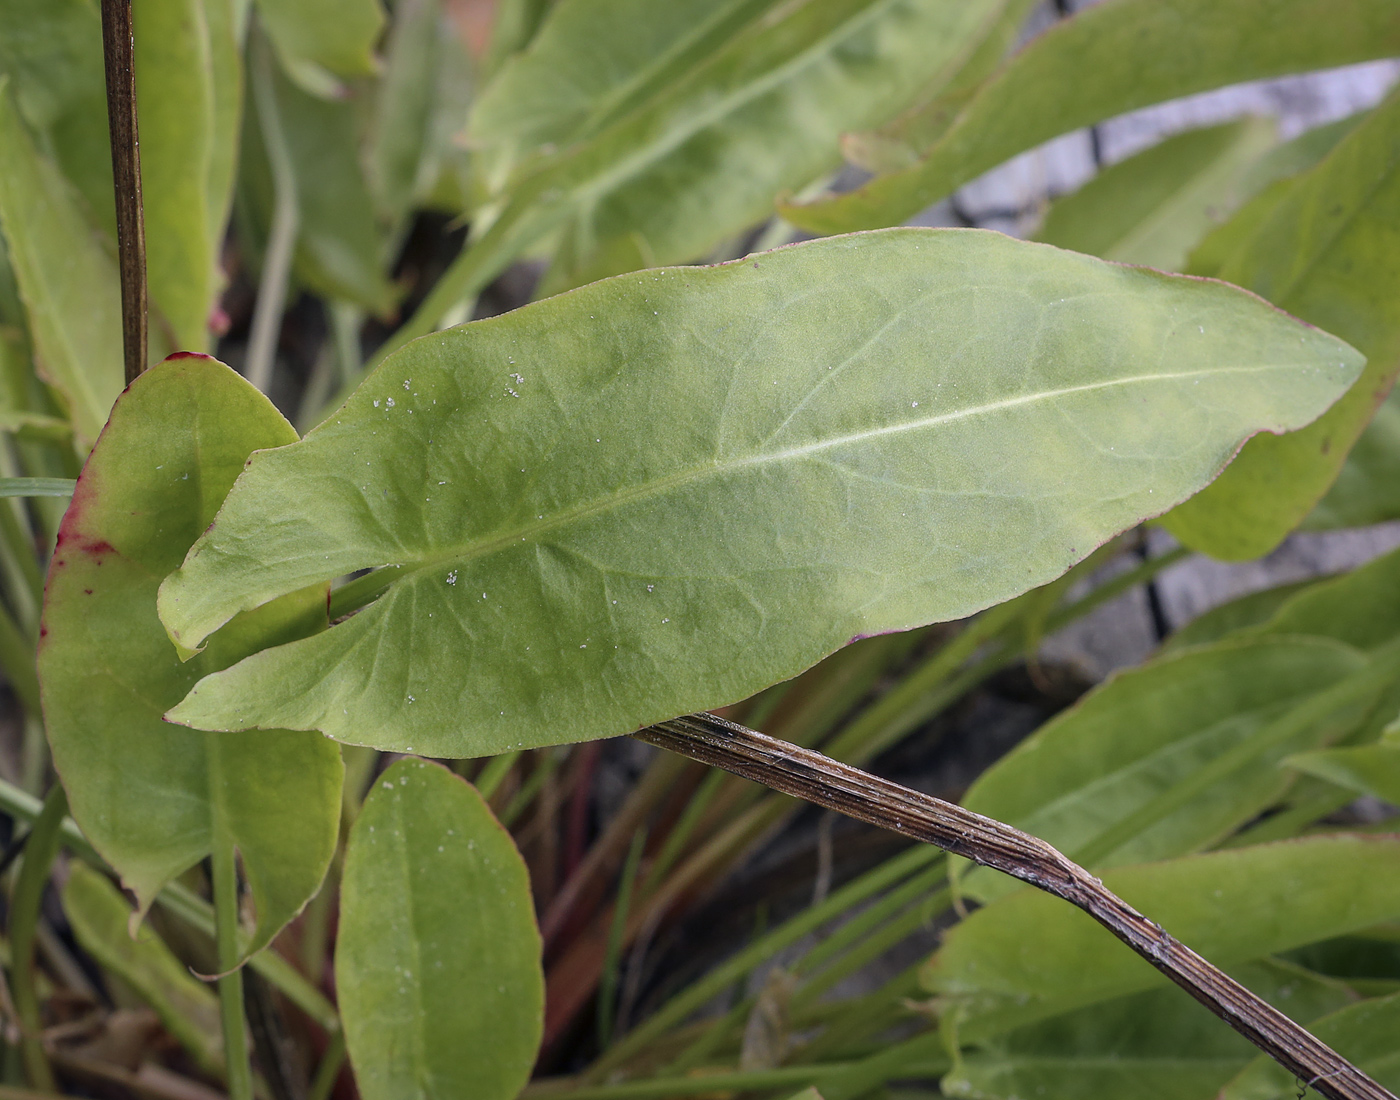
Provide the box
[365,0,473,227]
[1221,991,1400,1099]
[1162,84,1400,560]
[134,0,221,352]
[781,0,1400,236]
[1285,743,1400,806]
[1186,114,1364,281]
[1159,580,1315,654]
[1307,386,1400,529]
[458,0,1028,306]
[238,59,396,313]
[39,354,342,956]
[62,862,224,1078]
[955,636,1368,903]
[0,77,123,444]
[0,0,113,236]
[945,958,1356,1100]
[924,835,1400,1040]
[1240,542,1400,653]
[158,229,1362,756]
[253,0,385,95]
[337,758,543,1100]
[1033,118,1278,272]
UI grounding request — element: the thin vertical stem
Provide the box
[245,28,299,395]
[211,832,254,1100]
[99,0,147,383]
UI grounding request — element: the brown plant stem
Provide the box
[99,0,147,383]
[634,712,1397,1100]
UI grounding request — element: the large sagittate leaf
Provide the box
[158,229,1361,756]
[40,355,341,956]
[954,635,1368,903]
[0,78,122,444]
[945,959,1354,1100]
[1221,992,1400,1100]
[253,0,384,96]
[62,863,224,1078]
[925,836,1400,1041]
[134,0,219,352]
[1163,85,1400,559]
[1033,118,1278,272]
[338,759,542,1100]
[781,0,1400,235]
[0,0,113,235]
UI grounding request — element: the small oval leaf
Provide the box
[338,758,543,1100]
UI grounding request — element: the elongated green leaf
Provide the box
[62,863,224,1078]
[1163,85,1400,559]
[1307,387,1400,529]
[1221,992,1400,1099]
[1245,543,1400,652]
[159,230,1361,756]
[0,478,74,498]
[537,0,1024,293]
[0,0,113,235]
[782,0,1400,235]
[1187,114,1365,282]
[0,78,122,444]
[365,0,473,227]
[956,636,1368,903]
[238,59,396,313]
[338,758,542,1100]
[134,0,217,352]
[1034,118,1278,272]
[925,836,1400,1040]
[418,0,1026,328]
[40,355,341,956]
[945,959,1355,1100]
[1286,742,1400,805]
[1159,580,1315,654]
[204,0,244,257]
[253,0,385,95]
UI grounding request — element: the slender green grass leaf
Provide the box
[925,835,1400,1041]
[956,636,1368,902]
[0,78,122,444]
[40,355,342,957]
[133,0,218,353]
[945,959,1355,1100]
[253,0,385,95]
[781,0,1400,235]
[0,478,74,498]
[337,758,542,1100]
[0,0,113,236]
[158,229,1363,756]
[238,61,396,313]
[62,863,224,1078]
[1162,85,1400,560]
[203,0,245,261]
[1221,992,1400,1099]
[1034,118,1278,272]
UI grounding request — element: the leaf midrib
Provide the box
[374,362,1297,588]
